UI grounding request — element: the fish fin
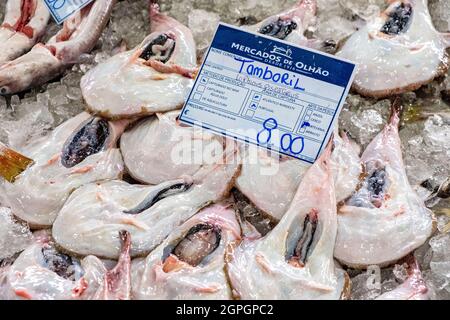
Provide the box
[96,230,132,300]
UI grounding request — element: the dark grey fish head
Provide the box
[258,16,298,40]
[162,223,221,267]
[380,2,413,35]
[61,117,111,168]
[139,33,176,64]
[40,246,84,281]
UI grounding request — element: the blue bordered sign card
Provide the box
[44,0,94,24]
[179,23,356,164]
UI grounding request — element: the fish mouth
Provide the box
[139,33,176,64]
[258,17,298,40]
[285,209,320,268]
[162,223,222,268]
[61,117,110,168]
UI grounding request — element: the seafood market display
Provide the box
[0,0,449,301]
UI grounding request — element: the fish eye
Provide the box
[139,33,176,63]
[0,87,10,95]
[61,117,110,168]
[380,2,413,35]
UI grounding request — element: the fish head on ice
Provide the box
[52,143,241,259]
[228,142,351,300]
[245,0,323,49]
[131,202,241,300]
[0,112,125,228]
[0,230,132,300]
[335,104,434,268]
[81,3,197,119]
[337,0,450,98]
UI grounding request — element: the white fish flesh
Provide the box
[120,111,222,185]
[236,131,361,220]
[0,230,131,300]
[246,0,317,47]
[228,143,350,299]
[0,0,116,94]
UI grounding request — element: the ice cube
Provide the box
[108,0,149,50]
[429,233,450,261]
[188,9,220,57]
[393,263,409,282]
[338,95,390,147]
[339,0,385,20]
[429,0,450,32]
[0,207,32,261]
[350,266,382,300]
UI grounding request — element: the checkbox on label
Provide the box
[253,93,261,101]
[250,102,258,109]
[193,93,202,101]
[200,77,208,84]
[245,110,255,118]
[197,85,206,93]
